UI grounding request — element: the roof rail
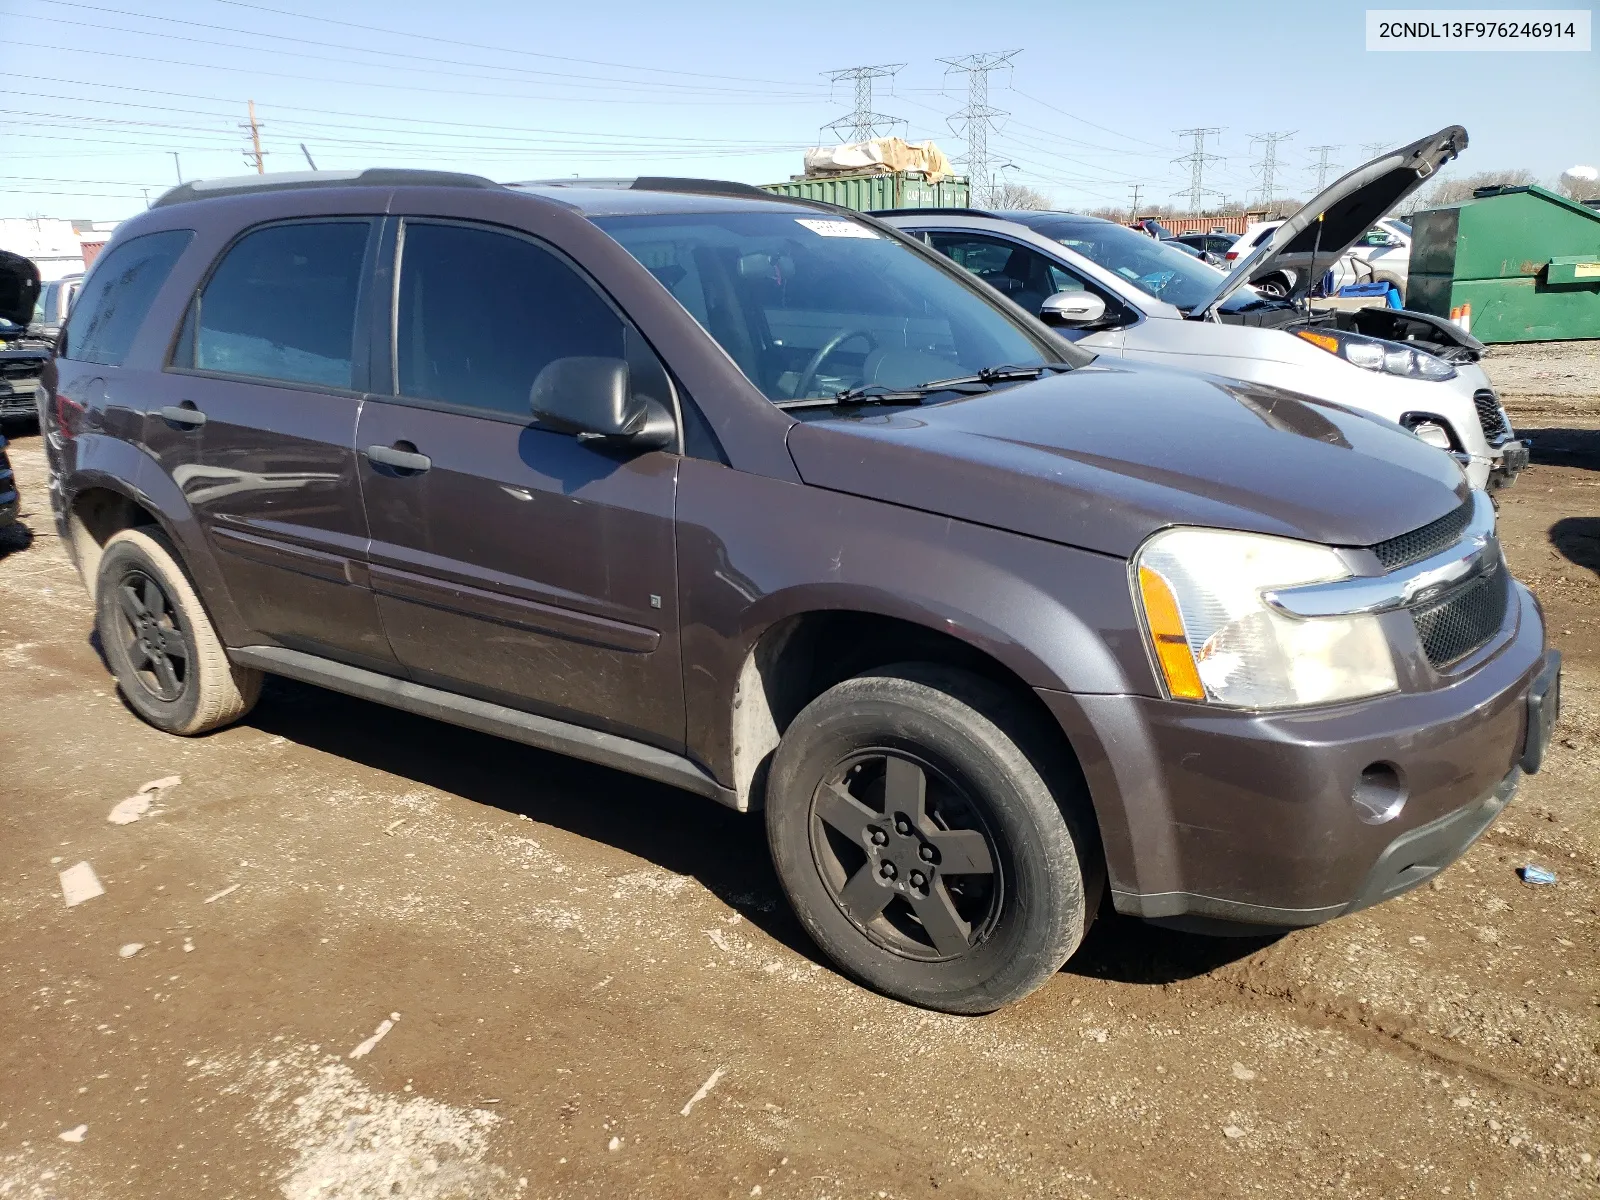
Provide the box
[510,176,780,200]
[152,168,502,209]
[867,206,998,219]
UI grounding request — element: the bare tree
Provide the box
[1557,172,1600,204]
[1402,168,1537,214]
[992,182,1053,210]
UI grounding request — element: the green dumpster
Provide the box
[1409,184,1600,343]
[760,170,971,212]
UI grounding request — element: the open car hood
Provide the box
[1197,125,1468,315]
[0,249,41,328]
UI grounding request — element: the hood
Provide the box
[1199,125,1468,315]
[0,250,41,328]
[785,362,1467,560]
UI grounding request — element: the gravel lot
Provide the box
[2,343,1597,1199]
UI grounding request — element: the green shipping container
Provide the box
[760,170,971,212]
[1409,184,1600,343]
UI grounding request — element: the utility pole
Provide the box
[940,50,1022,208]
[1248,131,1295,207]
[170,151,183,184]
[1172,127,1224,213]
[300,142,318,171]
[1128,182,1143,215]
[820,64,906,143]
[141,188,151,208]
[241,99,266,174]
[1308,145,1341,192]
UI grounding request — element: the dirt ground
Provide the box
[2,343,1597,1200]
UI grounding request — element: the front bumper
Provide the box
[1039,581,1554,929]
[1488,439,1530,490]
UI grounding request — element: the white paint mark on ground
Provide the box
[681,1066,726,1116]
[200,1043,512,1199]
[349,1013,401,1060]
[204,883,242,904]
[108,776,181,824]
[119,942,144,958]
[59,863,104,907]
[57,1126,86,1143]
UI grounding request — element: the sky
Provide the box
[0,0,1595,220]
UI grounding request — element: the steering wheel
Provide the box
[792,327,880,400]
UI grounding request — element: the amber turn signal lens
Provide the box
[1295,330,1340,354]
[1137,565,1206,701]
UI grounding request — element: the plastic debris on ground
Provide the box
[348,1013,401,1059]
[1518,865,1558,885]
[59,862,104,907]
[107,775,181,825]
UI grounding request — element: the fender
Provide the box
[60,434,252,647]
[675,457,1155,806]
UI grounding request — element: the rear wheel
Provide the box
[766,664,1099,1013]
[95,527,261,735]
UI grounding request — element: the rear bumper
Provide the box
[1039,582,1553,929]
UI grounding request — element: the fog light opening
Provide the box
[1353,763,1407,825]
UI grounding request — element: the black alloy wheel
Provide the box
[810,750,1001,962]
[110,567,190,702]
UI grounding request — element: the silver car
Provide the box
[883,127,1524,491]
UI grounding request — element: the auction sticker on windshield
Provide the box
[795,218,880,239]
[1366,9,1590,50]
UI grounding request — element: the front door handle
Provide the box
[158,403,206,428]
[366,443,432,473]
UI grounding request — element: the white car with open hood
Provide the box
[881,127,1525,491]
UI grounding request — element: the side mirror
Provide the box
[529,356,674,451]
[1039,290,1107,328]
[0,249,41,328]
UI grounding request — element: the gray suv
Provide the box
[25,170,1559,1013]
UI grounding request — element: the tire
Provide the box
[95,527,261,735]
[765,663,1100,1013]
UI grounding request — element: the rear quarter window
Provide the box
[61,229,194,365]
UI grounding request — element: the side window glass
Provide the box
[927,233,1061,315]
[395,221,629,419]
[186,221,369,390]
[62,229,194,365]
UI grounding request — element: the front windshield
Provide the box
[1016,216,1237,312]
[595,211,1074,403]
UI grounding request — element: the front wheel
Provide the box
[765,664,1099,1013]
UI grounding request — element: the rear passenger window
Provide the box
[62,229,193,365]
[181,221,369,390]
[395,221,626,418]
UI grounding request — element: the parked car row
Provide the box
[0,132,1557,1014]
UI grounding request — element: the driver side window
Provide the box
[926,232,1117,326]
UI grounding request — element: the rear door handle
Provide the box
[158,404,206,428]
[366,443,432,473]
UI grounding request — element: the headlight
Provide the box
[1295,328,1456,381]
[1134,528,1399,709]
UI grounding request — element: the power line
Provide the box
[1308,145,1342,192]
[820,64,905,142]
[1360,141,1391,160]
[1172,127,1224,212]
[940,50,1022,208]
[1248,130,1295,206]
[1128,183,1143,213]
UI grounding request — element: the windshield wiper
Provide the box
[775,363,1072,410]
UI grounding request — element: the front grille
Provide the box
[0,359,45,382]
[1473,388,1512,446]
[1412,566,1510,667]
[1371,498,1475,571]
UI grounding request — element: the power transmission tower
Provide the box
[1172,127,1224,212]
[1248,131,1295,207]
[940,50,1022,208]
[241,99,266,174]
[820,64,906,143]
[1361,141,1390,159]
[1308,145,1341,192]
